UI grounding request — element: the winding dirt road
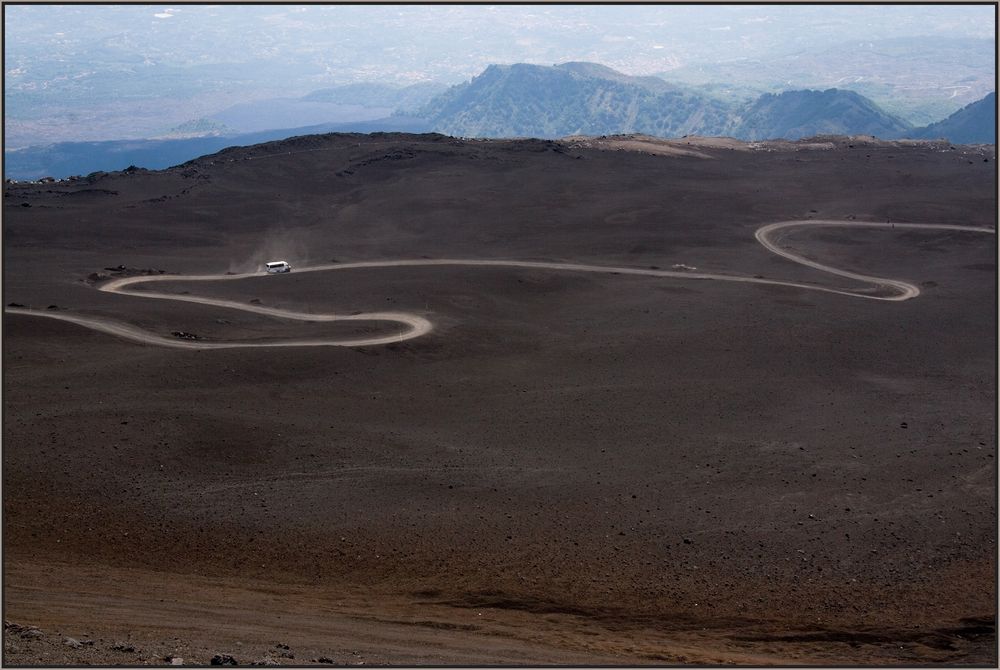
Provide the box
[4,220,993,349]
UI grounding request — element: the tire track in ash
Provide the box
[4,220,994,349]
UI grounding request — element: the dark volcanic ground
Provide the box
[3,133,997,665]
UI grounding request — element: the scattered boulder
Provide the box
[20,628,44,639]
[316,657,335,664]
[111,642,136,652]
[166,655,184,665]
[47,305,59,310]
[171,331,199,340]
[211,654,238,666]
[64,637,83,649]
[250,657,278,667]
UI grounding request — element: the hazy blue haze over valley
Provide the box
[4,3,995,177]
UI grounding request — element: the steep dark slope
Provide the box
[906,92,996,144]
[3,132,996,666]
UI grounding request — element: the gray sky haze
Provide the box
[4,4,995,146]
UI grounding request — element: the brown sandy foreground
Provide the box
[3,133,996,665]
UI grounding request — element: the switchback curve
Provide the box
[4,220,993,349]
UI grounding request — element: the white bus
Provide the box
[264,261,292,273]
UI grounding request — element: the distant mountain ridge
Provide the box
[905,92,996,144]
[419,62,734,139]
[3,117,431,180]
[419,63,994,144]
[5,62,995,180]
[419,63,922,141]
[732,89,913,140]
[662,36,996,126]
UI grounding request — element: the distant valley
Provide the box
[663,36,995,125]
[195,82,448,135]
[5,61,995,180]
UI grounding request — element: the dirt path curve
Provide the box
[4,220,993,349]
